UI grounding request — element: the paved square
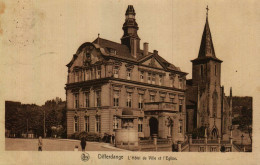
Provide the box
[5,138,123,151]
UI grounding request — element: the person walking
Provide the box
[38,136,43,151]
[80,137,86,152]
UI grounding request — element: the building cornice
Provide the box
[65,77,186,93]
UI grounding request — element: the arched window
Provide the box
[211,128,218,139]
[212,91,218,117]
[200,65,203,78]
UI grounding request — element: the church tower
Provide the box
[191,6,223,139]
[121,5,141,58]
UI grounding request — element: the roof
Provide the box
[192,17,222,63]
[67,37,186,74]
[93,38,134,59]
[92,38,184,73]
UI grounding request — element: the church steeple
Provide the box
[197,6,217,60]
[121,5,140,58]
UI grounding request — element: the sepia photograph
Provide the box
[0,0,259,164]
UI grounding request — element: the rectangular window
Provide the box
[179,99,183,112]
[159,75,163,86]
[170,77,174,87]
[126,92,132,107]
[74,93,79,108]
[74,117,78,132]
[85,70,90,80]
[138,94,144,109]
[96,90,101,107]
[140,71,144,82]
[179,120,183,133]
[150,95,155,102]
[215,65,217,76]
[85,116,89,132]
[148,73,151,84]
[126,69,131,80]
[96,67,101,79]
[152,74,156,84]
[179,79,183,89]
[84,92,89,108]
[170,98,174,103]
[160,97,165,102]
[113,66,119,78]
[138,118,143,132]
[96,116,101,133]
[113,116,119,129]
[75,72,79,82]
[113,90,119,107]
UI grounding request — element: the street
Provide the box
[5,138,123,151]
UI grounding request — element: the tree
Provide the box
[234,106,252,144]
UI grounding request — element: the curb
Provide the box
[101,143,131,152]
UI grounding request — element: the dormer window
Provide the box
[109,48,117,55]
[126,69,131,80]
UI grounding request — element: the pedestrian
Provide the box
[80,137,86,152]
[38,136,43,151]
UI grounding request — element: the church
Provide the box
[65,5,236,151]
[185,7,232,141]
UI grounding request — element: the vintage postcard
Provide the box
[0,0,259,164]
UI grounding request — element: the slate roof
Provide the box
[192,17,222,63]
[91,37,184,73]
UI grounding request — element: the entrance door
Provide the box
[149,117,158,136]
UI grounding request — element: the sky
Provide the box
[0,0,259,105]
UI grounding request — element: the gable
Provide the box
[141,56,164,69]
[69,43,104,71]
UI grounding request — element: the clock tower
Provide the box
[121,5,141,58]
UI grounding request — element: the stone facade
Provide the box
[66,5,187,143]
[186,11,232,140]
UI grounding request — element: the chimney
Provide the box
[153,50,158,55]
[143,42,149,56]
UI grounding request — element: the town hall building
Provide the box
[65,5,187,143]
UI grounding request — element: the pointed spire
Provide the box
[197,6,217,59]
